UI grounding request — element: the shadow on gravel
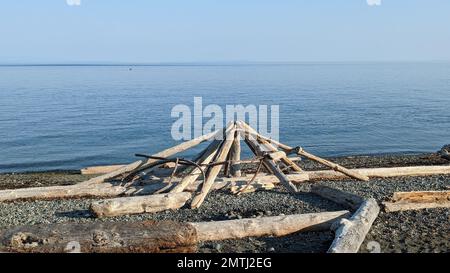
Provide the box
[55,209,93,219]
[293,192,346,212]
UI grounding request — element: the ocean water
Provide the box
[0,63,449,173]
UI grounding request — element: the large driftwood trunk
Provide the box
[90,192,191,217]
[328,198,380,253]
[311,185,364,210]
[191,210,350,241]
[383,190,450,212]
[0,221,197,253]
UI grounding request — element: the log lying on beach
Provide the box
[0,183,128,202]
[382,190,450,212]
[328,198,380,253]
[80,157,302,175]
[311,185,365,210]
[191,210,350,241]
[2,165,450,203]
[0,221,197,253]
[308,165,450,180]
[90,192,192,217]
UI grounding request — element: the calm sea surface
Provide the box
[1,63,449,173]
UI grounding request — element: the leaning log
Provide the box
[90,192,192,217]
[79,129,222,186]
[191,125,237,208]
[192,210,350,241]
[328,198,380,253]
[0,221,197,253]
[382,190,450,212]
[243,130,298,193]
[311,185,364,210]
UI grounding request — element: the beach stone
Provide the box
[438,145,450,160]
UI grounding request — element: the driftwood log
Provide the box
[2,165,450,203]
[243,129,298,193]
[328,198,380,253]
[383,190,450,212]
[0,220,197,253]
[191,210,350,241]
[238,121,302,172]
[191,125,237,208]
[90,192,191,217]
[311,185,365,210]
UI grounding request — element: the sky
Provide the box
[0,0,449,64]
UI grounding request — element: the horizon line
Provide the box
[1,60,450,67]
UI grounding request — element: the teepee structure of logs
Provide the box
[0,121,372,215]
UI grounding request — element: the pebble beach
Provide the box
[0,153,448,253]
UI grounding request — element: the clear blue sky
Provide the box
[1,0,449,63]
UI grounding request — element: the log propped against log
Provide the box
[311,185,380,253]
[382,190,450,212]
[0,211,349,253]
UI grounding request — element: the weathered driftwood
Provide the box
[238,121,302,172]
[170,140,222,193]
[3,165,450,203]
[90,192,191,217]
[382,190,450,212]
[239,121,368,181]
[79,129,221,186]
[81,164,127,175]
[297,149,370,181]
[230,181,275,194]
[328,198,380,253]
[0,183,128,202]
[0,221,197,253]
[192,210,350,241]
[311,185,365,210]
[243,132,298,193]
[229,130,242,177]
[191,125,237,208]
[80,157,302,175]
[308,165,450,180]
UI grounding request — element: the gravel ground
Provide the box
[0,153,448,253]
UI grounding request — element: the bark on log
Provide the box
[328,198,380,253]
[191,126,237,209]
[90,192,192,217]
[0,221,197,253]
[382,190,450,212]
[311,185,365,210]
[383,201,450,212]
[192,210,350,241]
[391,190,450,203]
